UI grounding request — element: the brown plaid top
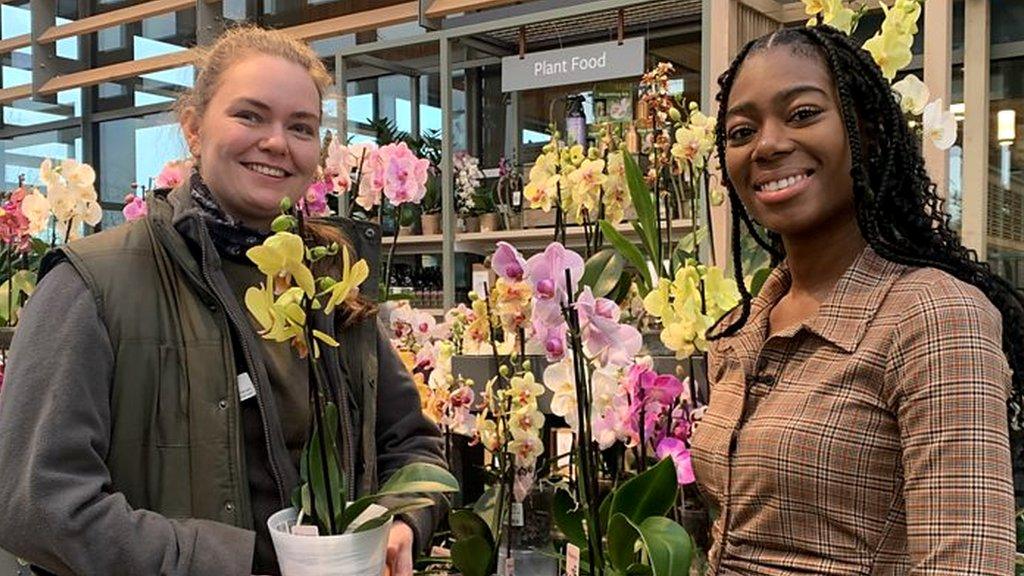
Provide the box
[691,246,1016,575]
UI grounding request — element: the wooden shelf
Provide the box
[381,219,693,256]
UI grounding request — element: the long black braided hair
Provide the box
[707,25,1024,435]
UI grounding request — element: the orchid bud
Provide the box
[499,365,511,378]
[522,359,532,371]
[279,197,293,212]
[310,246,328,260]
[271,215,294,233]
[469,291,480,301]
[317,277,337,291]
[668,107,682,122]
[545,337,564,358]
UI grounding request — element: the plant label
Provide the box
[511,503,524,527]
[291,524,319,536]
[237,372,257,402]
[565,543,580,576]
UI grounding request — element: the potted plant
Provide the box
[474,185,501,233]
[0,160,103,350]
[454,151,484,233]
[421,179,442,235]
[244,199,458,575]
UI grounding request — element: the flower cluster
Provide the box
[523,135,631,225]
[453,151,485,216]
[802,0,857,34]
[32,159,102,240]
[892,74,957,151]
[244,227,369,358]
[643,263,741,358]
[325,140,430,211]
[862,0,921,81]
[0,188,34,251]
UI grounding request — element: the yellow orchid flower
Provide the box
[323,245,370,315]
[863,28,913,81]
[246,232,316,297]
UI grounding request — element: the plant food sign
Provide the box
[501,38,645,92]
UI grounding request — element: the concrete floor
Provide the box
[0,549,25,575]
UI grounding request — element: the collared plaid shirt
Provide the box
[691,246,1016,575]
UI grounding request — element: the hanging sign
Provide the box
[501,37,645,92]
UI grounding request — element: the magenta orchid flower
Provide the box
[492,241,527,281]
[122,194,148,222]
[655,437,696,485]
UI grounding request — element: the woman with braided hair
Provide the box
[689,25,1021,575]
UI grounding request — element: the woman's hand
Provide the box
[383,520,414,576]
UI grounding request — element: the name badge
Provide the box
[238,372,257,402]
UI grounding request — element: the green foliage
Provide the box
[600,221,652,293]
[449,509,496,576]
[609,457,678,525]
[581,248,627,299]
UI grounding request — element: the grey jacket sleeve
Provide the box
[0,263,255,576]
[374,323,449,554]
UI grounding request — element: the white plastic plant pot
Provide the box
[268,504,392,576]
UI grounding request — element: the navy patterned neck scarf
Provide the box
[188,171,269,260]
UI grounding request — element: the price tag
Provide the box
[504,557,515,575]
[565,543,580,576]
[237,372,257,402]
[430,546,451,558]
[511,502,524,527]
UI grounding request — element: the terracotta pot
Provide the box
[462,216,480,233]
[505,213,523,230]
[478,212,500,232]
[421,213,441,235]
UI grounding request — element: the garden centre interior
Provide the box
[1,0,1023,574]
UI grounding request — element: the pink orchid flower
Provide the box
[655,437,696,485]
[524,242,584,308]
[154,160,191,189]
[122,194,148,222]
[492,241,527,281]
[575,287,642,367]
[300,180,333,217]
[382,142,429,205]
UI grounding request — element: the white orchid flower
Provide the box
[892,74,930,115]
[923,98,957,150]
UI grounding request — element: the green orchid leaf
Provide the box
[376,462,460,496]
[626,564,655,575]
[609,458,678,526]
[451,535,495,576]
[607,512,641,572]
[749,267,771,297]
[581,248,627,298]
[632,516,693,576]
[551,488,588,550]
[599,488,614,533]
[449,509,495,546]
[350,497,435,533]
[600,221,651,293]
[623,152,658,256]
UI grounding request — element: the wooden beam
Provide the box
[425,0,518,19]
[961,0,990,258]
[0,33,31,55]
[0,85,32,104]
[30,1,420,97]
[37,49,196,95]
[36,0,194,44]
[739,0,782,18]
[922,0,952,199]
[704,0,738,269]
[286,1,418,42]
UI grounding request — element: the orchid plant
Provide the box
[0,158,103,328]
[804,0,955,151]
[243,198,457,536]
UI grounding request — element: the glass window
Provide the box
[98,112,187,203]
[987,56,1024,289]
[1,128,81,191]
